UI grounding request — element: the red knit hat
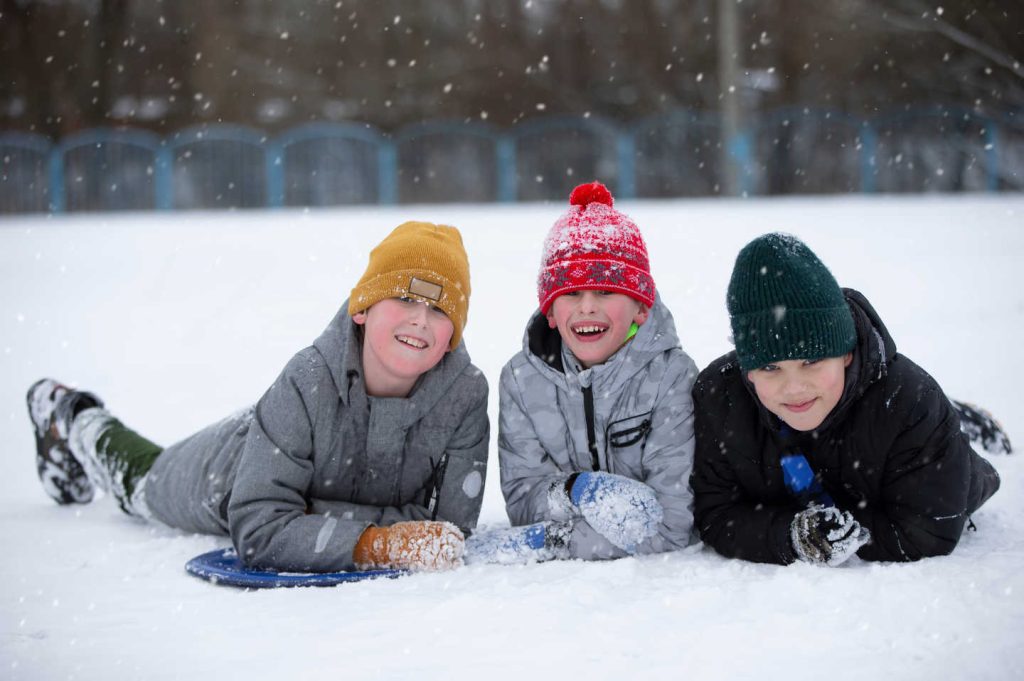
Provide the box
[537,181,655,314]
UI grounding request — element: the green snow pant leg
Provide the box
[68,407,163,518]
[96,422,163,516]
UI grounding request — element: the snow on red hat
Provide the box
[537,181,655,314]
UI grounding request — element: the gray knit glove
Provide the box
[790,506,871,567]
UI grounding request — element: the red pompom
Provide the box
[568,181,613,208]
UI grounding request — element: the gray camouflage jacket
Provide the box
[144,303,489,572]
[498,296,697,559]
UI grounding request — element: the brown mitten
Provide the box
[353,520,465,572]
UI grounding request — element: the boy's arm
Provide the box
[227,352,372,572]
[853,386,975,562]
[632,352,698,555]
[690,378,799,565]
[497,366,627,560]
[426,381,490,532]
[307,378,490,534]
[498,363,579,526]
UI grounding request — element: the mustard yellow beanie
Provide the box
[348,221,471,349]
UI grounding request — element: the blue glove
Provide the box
[464,521,570,565]
[569,472,663,553]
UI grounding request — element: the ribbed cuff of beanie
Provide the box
[538,259,656,314]
[348,268,468,350]
[732,305,856,372]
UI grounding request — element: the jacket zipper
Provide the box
[582,385,601,471]
[425,453,450,520]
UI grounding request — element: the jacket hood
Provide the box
[522,293,682,387]
[313,299,473,423]
[744,287,897,434]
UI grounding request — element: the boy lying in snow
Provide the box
[28,222,488,573]
[690,233,1008,566]
[466,182,698,564]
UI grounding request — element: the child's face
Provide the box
[545,290,649,369]
[746,354,853,431]
[353,297,454,396]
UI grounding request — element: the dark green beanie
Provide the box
[727,233,856,371]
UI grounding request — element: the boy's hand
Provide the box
[569,472,663,553]
[353,521,465,571]
[790,506,871,567]
[464,521,571,565]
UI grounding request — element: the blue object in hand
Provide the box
[780,453,834,508]
[569,472,663,553]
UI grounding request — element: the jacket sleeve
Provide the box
[498,362,577,527]
[690,377,798,565]
[429,381,490,533]
[227,352,372,572]
[306,378,490,535]
[633,351,699,556]
[854,386,974,562]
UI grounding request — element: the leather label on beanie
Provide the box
[409,277,443,301]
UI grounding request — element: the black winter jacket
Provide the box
[690,289,1000,564]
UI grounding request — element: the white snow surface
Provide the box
[2,195,1022,681]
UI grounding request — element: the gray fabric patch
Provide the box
[462,470,483,498]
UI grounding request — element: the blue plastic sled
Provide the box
[185,548,407,588]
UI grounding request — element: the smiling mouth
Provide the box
[571,323,609,340]
[784,398,817,413]
[396,335,428,349]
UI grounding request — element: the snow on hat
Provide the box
[349,221,471,350]
[537,181,655,315]
[727,232,856,371]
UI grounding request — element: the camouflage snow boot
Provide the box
[953,400,1013,455]
[26,378,104,504]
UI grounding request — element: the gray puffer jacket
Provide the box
[498,296,697,559]
[143,302,489,571]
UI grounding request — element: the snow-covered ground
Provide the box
[2,195,1022,681]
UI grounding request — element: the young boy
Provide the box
[28,221,489,573]
[466,182,697,564]
[691,233,1005,566]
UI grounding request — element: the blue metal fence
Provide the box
[1,106,1020,213]
[1,132,52,213]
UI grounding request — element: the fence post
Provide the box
[727,129,754,196]
[378,139,397,204]
[47,146,65,213]
[984,123,999,192]
[496,134,516,202]
[154,144,173,209]
[616,130,636,199]
[266,140,284,208]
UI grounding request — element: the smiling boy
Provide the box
[355,296,455,396]
[747,353,852,432]
[690,233,1003,566]
[544,290,649,369]
[27,222,489,573]
[466,182,697,564]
